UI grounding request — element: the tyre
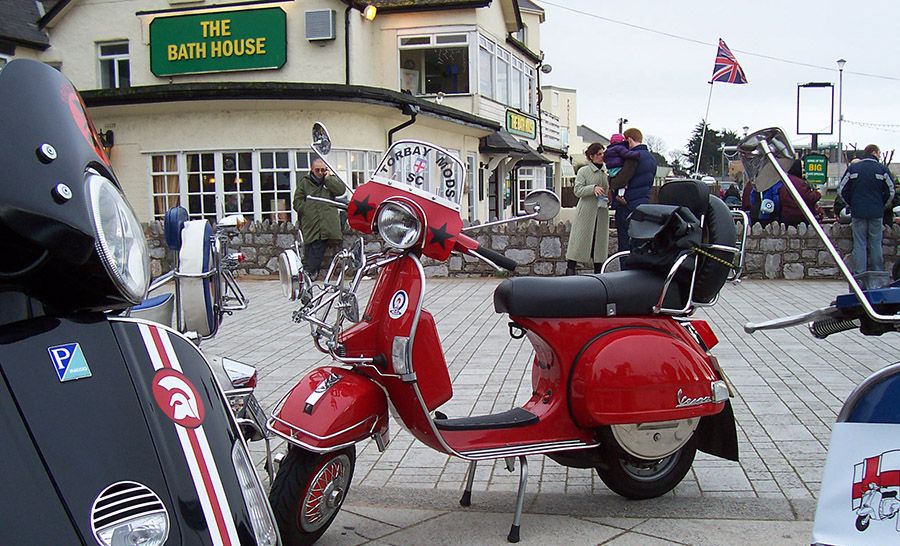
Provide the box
[855,514,870,532]
[595,428,696,500]
[269,446,356,546]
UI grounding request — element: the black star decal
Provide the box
[351,195,375,220]
[428,223,453,249]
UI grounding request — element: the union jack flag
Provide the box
[711,38,747,84]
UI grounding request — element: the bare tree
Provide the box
[645,135,666,154]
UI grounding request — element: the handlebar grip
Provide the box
[473,247,518,272]
[809,318,860,339]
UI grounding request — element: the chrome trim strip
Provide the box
[267,412,379,442]
[267,426,358,454]
[460,440,597,460]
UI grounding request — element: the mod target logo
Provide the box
[388,290,409,319]
[152,368,205,429]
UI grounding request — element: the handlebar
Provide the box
[471,246,518,272]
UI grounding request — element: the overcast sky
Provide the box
[538,0,900,162]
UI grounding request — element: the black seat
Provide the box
[493,270,685,318]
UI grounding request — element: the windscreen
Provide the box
[372,140,466,206]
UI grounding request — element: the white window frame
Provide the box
[398,29,475,96]
[479,35,537,113]
[97,41,130,89]
[517,167,537,210]
[478,36,494,99]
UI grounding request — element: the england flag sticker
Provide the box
[48,342,92,382]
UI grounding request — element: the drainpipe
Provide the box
[345,5,352,85]
[388,108,418,145]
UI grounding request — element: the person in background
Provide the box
[603,133,640,206]
[723,183,742,207]
[838,144,895,276]
[564,143,610,275]
[612,127,656,258]
[293,158,347,280]
[779,159,822,227]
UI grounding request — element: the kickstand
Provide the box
[459,460,476,507]
[507,455,528,543]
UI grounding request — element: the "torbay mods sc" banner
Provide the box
[150,7,286,76]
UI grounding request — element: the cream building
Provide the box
[3,0,567,224]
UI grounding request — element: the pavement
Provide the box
[203,276,898,545]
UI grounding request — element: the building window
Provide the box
[186,152,216,222]
[151,154,180,219]
[525,66,536,114]
[495,47,510,104]
[510,57,523,110]
[478,36,494,98]
[512,26,526,43]
[399,33,471,95]
[517,167,536,210]
[224,152,255,217]
[259,151,291,222]
[98,41,130,89]
[467,153,478,222]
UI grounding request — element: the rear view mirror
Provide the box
[738,127,796,192]
[522,189,560,221]
[312,122,332,157]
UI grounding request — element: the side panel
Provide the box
[568,325,724,427]
[268,366,388,452]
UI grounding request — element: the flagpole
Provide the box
[694,80,714,175]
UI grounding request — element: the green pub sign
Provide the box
[150,7,286,76]
[803,153,828,185]
[506,110,537,140]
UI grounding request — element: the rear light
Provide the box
[687,320,718,350]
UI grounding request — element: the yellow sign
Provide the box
[506,110,537,140]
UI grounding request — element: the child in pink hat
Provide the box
[604,133,640,205]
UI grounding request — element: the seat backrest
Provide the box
[658,179,709,218]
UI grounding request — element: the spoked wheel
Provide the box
[595,425,697,500]
[269,446,356,546]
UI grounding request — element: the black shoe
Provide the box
[565,267,576,276]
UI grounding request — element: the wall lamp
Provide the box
[361,4,377,21]
[98,129,114,153]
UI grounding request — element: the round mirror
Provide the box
[522,189,560,221]
[312,122,332,156]
[738,127,796,192]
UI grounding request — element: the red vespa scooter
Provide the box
[267,124,744,545]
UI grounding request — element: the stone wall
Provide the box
[145,220,900,280]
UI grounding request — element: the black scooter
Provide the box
[0,59,279,545]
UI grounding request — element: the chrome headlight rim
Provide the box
[278,248,303,301]
[376,201,422,250]
[86,170,150,304]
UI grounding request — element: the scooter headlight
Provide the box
[376,201,422,250]
[231,440,280,546]
[87,170,150,303]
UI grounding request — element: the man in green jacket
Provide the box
[293,158,347,279]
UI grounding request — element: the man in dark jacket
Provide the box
[613,127,657,254]
[293,158,347,279]
[838,144,895,274]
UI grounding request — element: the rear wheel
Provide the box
[269,446,356,546]
[595,427,696,500]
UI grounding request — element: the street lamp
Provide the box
[837,58,846,177]
[617,117,628,134]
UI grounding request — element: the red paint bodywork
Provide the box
[270,365,388,451]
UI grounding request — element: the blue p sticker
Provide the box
[48,343,92,382]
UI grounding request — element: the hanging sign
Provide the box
[150,7,287,76]
[506,110,537,140]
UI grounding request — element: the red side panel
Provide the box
[270,366,388,451]
[569,326,723,426]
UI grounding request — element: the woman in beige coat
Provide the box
[565,143,610,275]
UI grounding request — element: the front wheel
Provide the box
[595,429,696,500]
[269,446,356,546]
[855,514,870,532]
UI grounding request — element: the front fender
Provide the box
[268,366,388,453]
